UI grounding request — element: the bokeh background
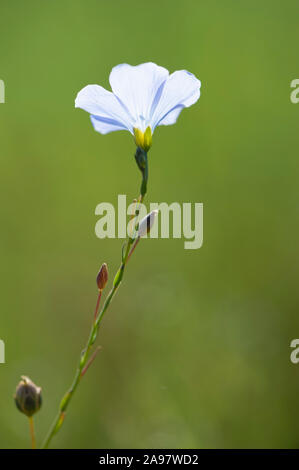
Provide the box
[0,0,298,449]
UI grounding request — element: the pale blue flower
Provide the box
[75,62,201,150]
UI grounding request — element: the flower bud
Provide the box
[138,210,158,237]
[96,263,108,291]
[14,376,42,417]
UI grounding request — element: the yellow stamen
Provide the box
[133,126,152,152]
[143,126,152,152]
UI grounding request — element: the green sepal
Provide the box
[113,265,124,288]
[59,391,71,412]
[134,147,148,197]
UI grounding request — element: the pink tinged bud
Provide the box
[138,210,158,238]
[96,263,108,291]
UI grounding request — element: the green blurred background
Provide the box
[0,0,298,449]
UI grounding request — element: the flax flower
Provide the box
[75,62,201,150]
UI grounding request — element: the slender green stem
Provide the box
[93,291,102,321]
[29,416,36,449]
[42,192,145,449]
[81,346,101,377]
[127,237,140,263]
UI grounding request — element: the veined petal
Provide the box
[150,70,201,130]
[90,115,128,134]
[109,63,169,131]
[75,84,133,134]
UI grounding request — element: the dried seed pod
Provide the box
[14,376,42,417]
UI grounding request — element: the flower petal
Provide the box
[75,84,133,134]
[150,70,201,130]
[90,115,128,134]
[109,63,169,131]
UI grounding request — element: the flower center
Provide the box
[133,126,152,152]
